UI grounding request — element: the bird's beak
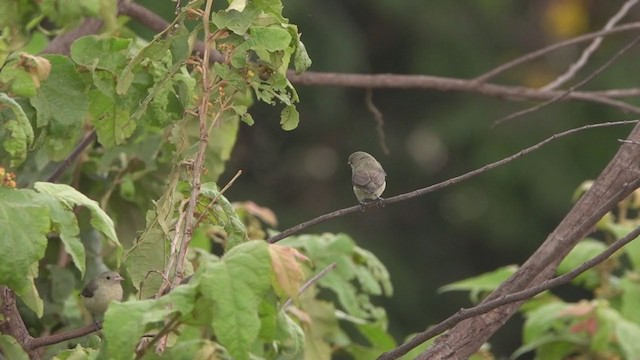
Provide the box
[114,274,125,282]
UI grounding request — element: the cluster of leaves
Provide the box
[0,0,394,359]
[441,183,640,359]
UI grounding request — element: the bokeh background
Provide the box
[135,0,640,356]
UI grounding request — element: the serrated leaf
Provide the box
[199,182,248,249]
[88,89,136,147]
[294,38,312,74]
[268,244,308,299]
[280,105,299,131]
[211,7,260,35]
[0,92,34,167]
[103,281,197,359]
[0,188,49,316]
[30,55,88,160]
[70,35,132,73]
[34,183,121,262]
[201,240,271,360]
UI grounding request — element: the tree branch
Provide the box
[379,220,640,359]
[268,120,638,243]
[540,0,639,91]
[421,121,640,358]
[494,32,640,126]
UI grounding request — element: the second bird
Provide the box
[348,151,386,209]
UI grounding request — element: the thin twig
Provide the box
[493,33,640,126]
[134,314,180,359]
[365,89,390,155]
[474,22,640,82]
[378,222,640,359]
[194,170,243,227]
[46,130,96,182]
[541,0,639,91]
[282,262,337,309]
[267,120,638,243]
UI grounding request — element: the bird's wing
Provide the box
[81,280,97,298]
[353,169,386,193]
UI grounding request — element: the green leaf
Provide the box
[87,89,135,147]
[34,182,121,262]
[556,238,605,289]
[198,182,248,250]
[0,92,34,167]
[280,105,299,131]
[294,38,312,74]
[438,265,518,303]
[103,281,197,359]
[282,233,391,322]
[211,6,260,35]
[230,25,293,68]
[201,240,271,360]
[620,274,640,324]
[70,35,132,73]
[0,335,29,360]
[616,318,640,359]
[0,188,49,316]
[30,55,88,160]
[522,300,568,343]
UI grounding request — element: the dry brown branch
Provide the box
[541,0,638,91]
[494,33,640,126]
[420,122,640,358]
[380,221,640,359]
[267,120,638,243]
[173,0,216,286]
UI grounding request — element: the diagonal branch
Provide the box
[541,0,639,91]
[379,221,640,359]
[493,32,640,126]
[267,120,638,243]
[420,122,640,358]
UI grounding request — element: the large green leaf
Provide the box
[201,240,271,360]
[0,188,49,316]
[34,182,121,264]
[30,55,88,160]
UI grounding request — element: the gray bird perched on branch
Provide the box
[348,151,386,210]
[81,271,124,326]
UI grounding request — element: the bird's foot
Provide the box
[358,201,367,212]
[376,197,385,208]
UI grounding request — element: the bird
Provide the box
[80,271,124,327]
[348,151,386,210]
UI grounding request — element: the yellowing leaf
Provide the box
[268,244,309,300]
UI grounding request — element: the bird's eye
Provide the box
[106,276,111,280]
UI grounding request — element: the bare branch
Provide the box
[541,0,639,91]
[421,122,640,358]
[474,22,640,82]
[494,33,640,126]
[267,120,638,243]
[173,0,216,285]
[379,221,640,359]
[27,323,100,351]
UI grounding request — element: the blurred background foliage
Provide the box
[119,0,640,356]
